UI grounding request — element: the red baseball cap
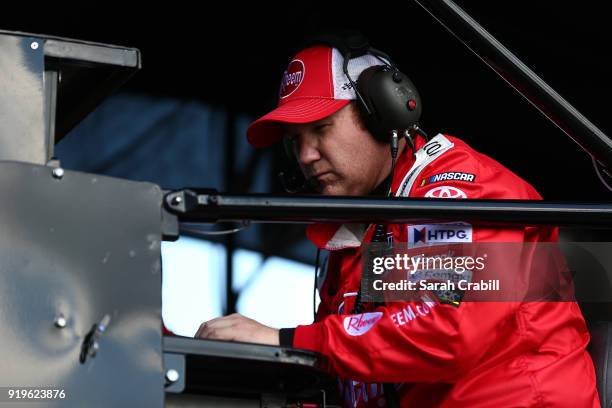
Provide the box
[246,45,386,148]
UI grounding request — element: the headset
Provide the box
[303,31,424,145]
[279,31,426,193]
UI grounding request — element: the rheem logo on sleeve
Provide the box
[343,312,383,336]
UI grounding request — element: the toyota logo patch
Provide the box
[424,186,467,199]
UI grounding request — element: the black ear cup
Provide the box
[356,66,423,142]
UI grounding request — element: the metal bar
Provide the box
[224,111,236,315]
[165,190,612,228]
[44,38,140,67]
[413,0,612,170]
[43,70,58,161]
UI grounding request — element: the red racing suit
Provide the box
[280,134,599,407]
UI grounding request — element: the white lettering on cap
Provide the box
[280,59,305,98]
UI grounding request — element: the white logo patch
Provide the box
[424,185,467,199]
[343,312,383,336]
[408,222,473,248]
[396,134,455,197]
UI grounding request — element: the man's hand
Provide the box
[194,313,279,346]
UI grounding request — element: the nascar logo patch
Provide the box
[420,172,475,187]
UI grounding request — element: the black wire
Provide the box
[342,51,372,116]
[180,223,250,237]
[416,126,430,141]
[388,156,396,196]
[352,135,398,315]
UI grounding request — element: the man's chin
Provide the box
[319,184,347,196]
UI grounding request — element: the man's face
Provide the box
[285,104,392,196]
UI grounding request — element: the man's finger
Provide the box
[197,319,240,339]
[200,326,238,341]
[194,322,207,338]
[204,316,239,330]
[195,314,242,338]
[200,315,224,327]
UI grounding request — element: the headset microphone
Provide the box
[278,168,320,193]
[279,128,322,193]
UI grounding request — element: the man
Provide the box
[196,39,599,407]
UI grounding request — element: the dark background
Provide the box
[2,0,610,202]
[2,1,611,315]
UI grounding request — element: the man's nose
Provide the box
[295,134,321,166]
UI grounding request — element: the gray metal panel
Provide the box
[44,38,140,67]
[0,34,46,164]
[163,337,335,402]
[0,161,164,408]
[163,337,320,366]
[0,29,141,151]
[0,30,141,68]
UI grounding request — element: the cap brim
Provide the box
[247,98,350,148]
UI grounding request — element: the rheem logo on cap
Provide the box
[279,59,305,99]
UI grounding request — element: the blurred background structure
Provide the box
[2,1,610,335]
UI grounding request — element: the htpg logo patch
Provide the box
[408,223,472,248]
